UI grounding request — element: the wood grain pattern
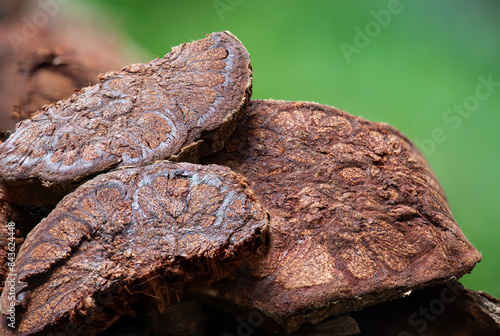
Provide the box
[0,31,252,205]
[0,161,268,335]
[202,100,482,332]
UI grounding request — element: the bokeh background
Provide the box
[19,0,500,297]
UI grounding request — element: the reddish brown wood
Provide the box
[0,31,252,206]
[202,99,482,332]
[0,161,268,335]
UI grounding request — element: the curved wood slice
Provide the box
[202,100,482,332]
[0,31,252,205]
[0,161,268,335]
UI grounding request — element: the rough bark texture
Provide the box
[202,100,482,332]
[0,161,269,335]
[0,31,252,206]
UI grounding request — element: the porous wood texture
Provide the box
[0,31,252,205]
[203,99,482,332]
[0,161,268,335]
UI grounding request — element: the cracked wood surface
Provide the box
[0,161,268,335]
[202,99,481,332]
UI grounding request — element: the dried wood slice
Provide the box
[0,31,252,206]
[202,100,482,332]
[0,161,268,335]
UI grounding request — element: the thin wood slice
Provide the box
[0,161,268,335]
[202,100,482,332]
[0,31,252,205]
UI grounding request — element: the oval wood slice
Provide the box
[0,31,252,206]
[202,99,482,333]
[0,161,268,335]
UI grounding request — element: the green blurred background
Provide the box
[76,0,499,297]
